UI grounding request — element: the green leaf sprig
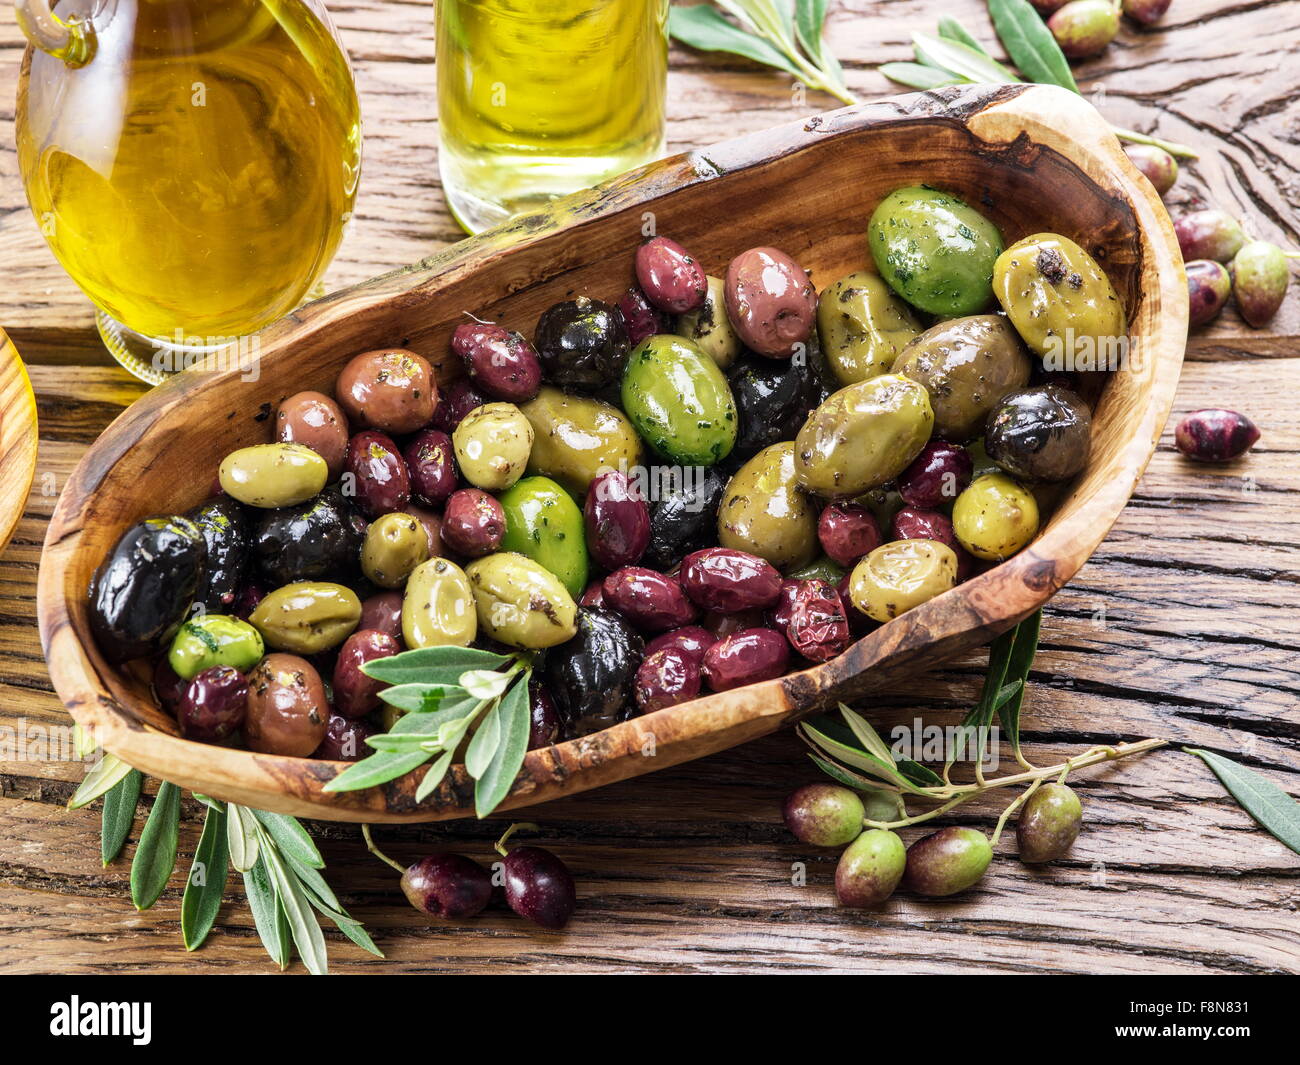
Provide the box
[323,645,535,817]
[1186,748,1300,856]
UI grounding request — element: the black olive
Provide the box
[985,385,1092,483]
[89,516,206,663]
[728,354,820,458]
[187,497,250,612]
[544,608,644,737]
[534,296,630,392]
[642,464,730,571]
[252,489,363,585]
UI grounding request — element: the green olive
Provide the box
[993,233,1126,365]
[167,614,264,681]
[218,442,328,508]
[465,552,578,649]
[498,476,589,599]
[836,829,907,907]
[621,335,737,466]
[902,826,993,897]
[452,402,534,491]
[788,555,847,584]
[952,473,1040,561]
[868,186,1005,316]
[361,512,430,589]
[675,275,742,369]
[250,581,361,654]
[1017,782,1083,864]
[782,783,864,847]
[849,539,957,622]
[794,373,933,499]
[401,557,477,649]
[817,271,923,386]
[893,315,1032,441]
[520,386,643,496]
[718,442,818,572]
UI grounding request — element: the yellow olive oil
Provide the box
[16,0,361,341]
[436,0,669,232]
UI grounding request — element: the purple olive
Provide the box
[1017,782,1083,863]
[787,579,852,662]
[430,377,487,433]
[724,246,817,358]
[643,625,716,664]
[402,428,458,507]
[401,853,493,919]
[617,285,671,345]
[359,591,404,641]
[1048,0,1121,58]
[344,430,410,518]
[702,607,765,641]
[891,507,959,550]
[332,629,399,719]
[898,442,973,509]
[836,829,907,907]
[584,469,651,570]
[1185,259,1232,326]
[230,581,267,621]
[528,682,562,749]
[451,321,542,403]
[783,783,864,847]
[702,628,790,692]
[635,236,708,314]
[441,488,506,557]
[314,714,375,761]
[1231,240,1291,328]
[178,665,248,743]
[578,580,607,609]
[768,578,803,636]
[902,827,993,897]
[502,846,576,929]
[1124,144,1178,196]
[153,657,187,717]
[1174,209,1246,264]
[1030,0,1070,10]
[1174,408,1260,462]
[634,646,702,714]
[601,567,698,631]
[817,503,883,568]
[1122,0,1171,24]
[679,547,783,613]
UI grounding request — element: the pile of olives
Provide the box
[89,185,1113,764]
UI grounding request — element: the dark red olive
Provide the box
[679,547,783,613]
[153,657,187,717]
[898,441,973,509]
[616,285,670,346]
[178,665,248,743]
[401,854,493,919]
[601,567,698,632]
[817,503,883,567]
[787,580,852,662]
[768,578,803,636]
[528,683,563,749]
[1124,143,1178,196]
[314,714,375,761]
[333,629,399,719]
[1174,209,1246,264]
[359,590,404,640]
[430,377,487,433]
[584,469,651,570]
[402,428,459,507]
[231,581,267,621]
[451,321,542,403]
[635,236,708,314]
[441,488,506,557]
[702,628,790,692]
[890,507,959,550]
[634,646,702,713]
[578,581,607,609]
[344,430,410,518]
[502,846,576,929]
[701,608,765,640]
[1174,409,1260,462]
[643,625,716,664]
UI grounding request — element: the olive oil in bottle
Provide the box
[436,0,669,232]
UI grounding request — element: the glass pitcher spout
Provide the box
[14,0,116,66]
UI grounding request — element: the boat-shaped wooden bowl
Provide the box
[39,84,1187,822]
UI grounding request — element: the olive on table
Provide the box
[1232,240,1291,328]
[728,354,820,459]
[643,464,729,571]
[702,628,790,692]
[90,516,207,663]
[601,566,697,632]
[275,390,349,478]
[635,235,708,314]
[1174,408,1260,462]
[219,443,329,509]
[1122,0,1171,22]
[634,646,702,714]
[787,579,852,662]
[466,552,578,649]
[868,186,1005,317]
[188,497,250,612]
[783,783,864,847]
[402,853,493,919]
[402,557,478,649]
[167,614,264,680]
[1017,782,1083,863]
[724,246,817,358]
[1174,209,1246,264]
[794,373,934,498]
[543,607,644,734]
[359,590,404,640]
[502,846,576,929]
[1185,260,1232,326]
[849,540,958,622]
[902,826,993,897]
[450,320,542,403]
[643,625,716,664]
[616,286,669,347]
[534,296,630,392]
[528,683,562,749]
[817,502,882,568]
[498,476,589,599]
[178,665,248,744]
[674,275,742,369]
[717,442,818,571]
[403,428,459,506]
[816,271,923,386]
[249,581,362,655]
[952,474,1040,561]
[314,714,376,761]
[836,829,907,908]
[244,653,330,757]
[336,348,437,434]
[333,629,400,718]
[520,386,643,496]
[431,377,488,433]
[344,430,410,518]
[894,315,1032,442]
[584,469,650,571]
[680,547,783,613]
[441,488,506,558]
[451,401,534,492]
[1124,144,1178,196]
[359,513,429,590]
[985,385,1093,483]
[1047,0,1120,58]
[898,441,974,509]
[253,490,362,585]
[621,335,738,465]
[890,506,958,550]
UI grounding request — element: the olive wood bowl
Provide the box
[38,84,1188,822]
[0,330,39,558]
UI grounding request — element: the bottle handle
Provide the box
[14,0,97,65]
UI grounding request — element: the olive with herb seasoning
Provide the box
[535,296,630,392]
[244,653,330,757]
[621,335,738,466]
[253,489,362,586]
[728,354,820,459]
[498,475,589,599]
[544,607,644,735]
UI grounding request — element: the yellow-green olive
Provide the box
[250,581,361,654]
[361,512,430,589]
[167,614,264,680]
[794,373,933,499]
[401,557,477,649]
[952,473,1040,561]
[452,402,534,491]
[893,315,1032,442]
[718,442,818,571]
[520,386,643,496]
[675,275,742,369]
[465,552,578,649]
[849,540,957,622]
[218,442,328,508]
[992,233,1126,366]
[817,272,923,386]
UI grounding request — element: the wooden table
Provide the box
[1,1,1297,975]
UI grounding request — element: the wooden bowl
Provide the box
[0,329,39,558]
[38,84,1187,822]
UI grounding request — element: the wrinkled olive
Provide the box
[253,490,362,586]
[702,628,790,692]
[898,441,973,509]
[724,246,817,358]
[403,428,459,506]
[768,577,802,636]
[250,581,362,654]
[836,829,907,908]
[452,402,533,492]
[543,607,643,734]
[718,442,818,571]
[402,557,478,649]
[441,488,506,558]
[1186,260,1232,326]
[903,826,993,896]
[336,348,437,434]
[952,474,1040,561]
[451,321,542,403]
[1174,209,1246,264]
[584,469,650,571]
[188,497,250,612]
[361,512,431,588]
[315,714,376,761]
[788,579,852,662]
[1048,0,1120,58]
[534,296,630,392]
[1232,240,1290,328]
[431,377,488,433]
[244,653,329,757]
[675,275,743,369]
[986,385,1093,482]
[1174,408,1260,462]
[816,503,881,568]
[344,430,410,518]
[168,613,264,680]
[498,475,589,599]
[728,354,820,459]
[783,783,865,847]
[636,235,708,314]
[816,271,923,386]
[643,464,729,571]
[1017,782,1084,863]
[849,539,957,622]
[621,335,737,466]
[275,390,349,478]
[178,665,248,744]
[1124,144,1178,196]
[634,646,701,714]
[466,552,579,649]
[602,566,698,632]
[616,285,670,347]
[520,386,643,496]
[333,628,400,719]
[680,547,783,613]
[219,442,329,509]
[643,625,716,665]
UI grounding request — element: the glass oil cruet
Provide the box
[14,0,362,383]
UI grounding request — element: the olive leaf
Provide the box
[243,856,290,971]
[227,802,261,873]
[877,62,963,91]
[938,15,991,56]
[69,752,135,810]
[1186,749,1300,855]
[101,768,142,866]
[129,781,181,911]
[181,804,229,951]
[360,645,512,686]
[986,0,1078,93]
[251,809,323,870]
[997,609,1042,756]
[913,32,1018,84]
[473,677,533,817]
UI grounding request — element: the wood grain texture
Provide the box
[0,329,37,556]
[0,0,1297,974]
